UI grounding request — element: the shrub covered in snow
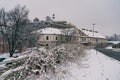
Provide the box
[0,43,86,80]
[112,43,120,48]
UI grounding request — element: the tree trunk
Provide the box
[2,41,5,53]
[9,50,14,57]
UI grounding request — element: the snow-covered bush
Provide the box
[0,43,86,80]
[51,43,85,64]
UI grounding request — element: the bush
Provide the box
[0,43,86,80]
[112,43,120,48]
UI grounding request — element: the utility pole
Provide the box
[92,24,98,54]
[93,24,95,37]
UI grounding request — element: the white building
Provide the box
[33,20,107,47]
[80,28,107,45]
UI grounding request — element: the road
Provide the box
[96,48,120,61]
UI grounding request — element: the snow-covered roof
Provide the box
[35,28,61,35]
[81,29,106,39]
[108,41,120,44]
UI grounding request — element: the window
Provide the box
[46,44,49,46]
[82,39,86,41]
[46,36,49,40]
[56,37,57,40]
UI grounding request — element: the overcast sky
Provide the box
[0,0,120,36]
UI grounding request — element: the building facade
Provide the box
[34,27,80,47]
[79,28,107,45]
[34,25,107,47]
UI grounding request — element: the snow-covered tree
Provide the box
[0,5,30,57]
[107,34,120,41]
[46,16,53,22]
[33,17,40,23]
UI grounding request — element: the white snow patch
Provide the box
[3,54,27,62]
[0,53,9,59]
[106,46,120,52]
[108,41,120,44]
[106,46,113,49]
[1,66,24,78]
[0,64,5,68]
[35,27,62,35]
[65,49,120,80]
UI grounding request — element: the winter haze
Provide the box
[0,0,120,36]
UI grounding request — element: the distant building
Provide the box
[33,20,107,47]
[79,28,107,45]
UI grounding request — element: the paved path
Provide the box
[96,48,120,61]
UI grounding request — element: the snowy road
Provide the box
[67,49,120,80]
[96,48,120,61]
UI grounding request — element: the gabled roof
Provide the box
[80,28,106,39]
[33,27,62,35]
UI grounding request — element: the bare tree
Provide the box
[27,34,39,47]
[61,28,76,42]
[0,5,29,57]
[107,34,120,41]
[33,17,40,22]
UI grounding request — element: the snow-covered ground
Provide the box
[106,46,113,49]
[106,46,120,52]
[66,49,120,80]
[0,53,9,59]
[0,49,120,80]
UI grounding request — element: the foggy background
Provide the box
[0,0,120,36]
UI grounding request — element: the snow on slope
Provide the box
[0,53,9,59]
[66,49,120,80]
